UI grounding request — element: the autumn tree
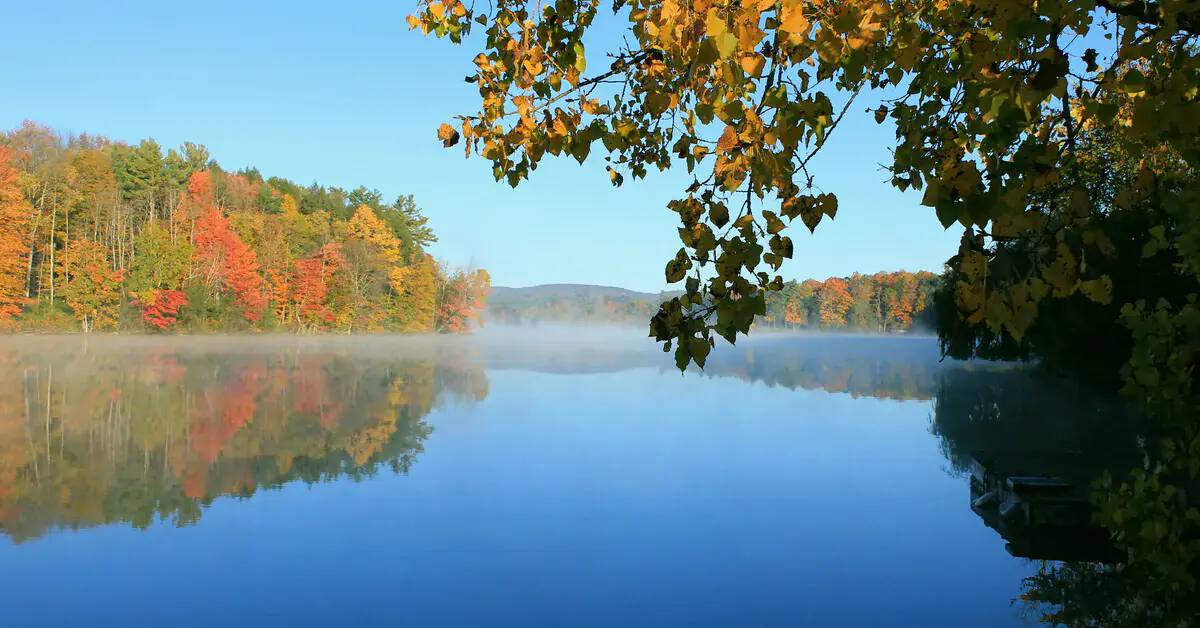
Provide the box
[816,278,852,328]
[436,267,491,332]
[140,290,189,331]
[783,298,804,327]
[128,223,191,298]
[347,204,402,264]
[392,253,439,332]
[0,148,31,327]
[410,0,1200,363]
[70,148,118,245]
[193,207,266,323]
[763,272,935,331]
[59,238,123,332]
[292,244,346,332]
[342,204,405,329]
[884,273,920,330]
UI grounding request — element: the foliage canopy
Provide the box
[410,0,1200,367]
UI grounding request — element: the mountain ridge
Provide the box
[489,283,669,301]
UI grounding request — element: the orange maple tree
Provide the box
[817,278,853,327]
[0,147,31,327]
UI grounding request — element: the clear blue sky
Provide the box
[1,0,962,292]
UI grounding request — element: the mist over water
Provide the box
[0,330,1127,626]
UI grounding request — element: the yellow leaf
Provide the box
[705,11,727,38]
[1079,276,1113,305]
[739,53,766,77]
[1043,243,1078,297]
[437,123,460,147]
[778,4,809,36]
[959,250,986,281]
[1028,278,1048,301]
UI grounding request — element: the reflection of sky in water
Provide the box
[0,334,1042,627]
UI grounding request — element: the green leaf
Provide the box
[665,248,691,283]
[696,39,719,66]
[674,343,691,370]
[764,210,785,234]
[709,202,729,228]
[688,337,711,367]
[935,202,958,229]
[1121,69,1146,94]
[573,42,587,73]
[646,91,669,115]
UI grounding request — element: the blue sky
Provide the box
[2,0,962,292]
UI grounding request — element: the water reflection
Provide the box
[0,334,954,544]
[929,363,1200,625]
[0,333,1190,626]
[0,337,487,542]
[930,367,1139,564]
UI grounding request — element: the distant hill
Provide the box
[490,284,660,302]
[487,271,943,333]
[487,284,672,325]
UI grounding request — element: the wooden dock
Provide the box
[969,454,1121,562]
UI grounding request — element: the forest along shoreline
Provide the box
[0,122,489,335]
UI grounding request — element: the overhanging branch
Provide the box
[1096,0,1200,36]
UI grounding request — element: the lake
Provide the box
[0,331,1134,626]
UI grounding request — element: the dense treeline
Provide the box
[0,121,489,333]
[486,272,939,331]
[761,271,939,332]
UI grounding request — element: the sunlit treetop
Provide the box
[410,0,1200,368]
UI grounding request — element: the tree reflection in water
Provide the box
[929,365,1199,626]
[0,337,488,543]
[0,333,1194,625]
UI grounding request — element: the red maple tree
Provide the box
[193,207,266,321]
[139,289,189,330]
[291,243,345,329]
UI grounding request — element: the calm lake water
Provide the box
[0,331,1130,627]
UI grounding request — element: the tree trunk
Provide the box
[48,205,56,305]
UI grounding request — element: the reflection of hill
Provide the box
[487,284,669,325]
[479,331,952,401]
[0,337,487,543]
[701,334,946,400]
